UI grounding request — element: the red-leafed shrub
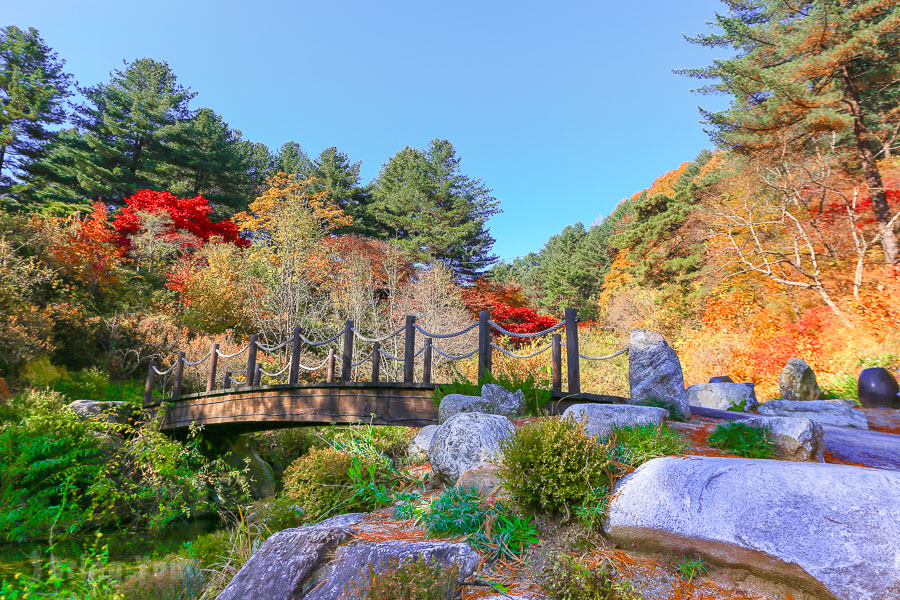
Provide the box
[112,190,248,250]
[461,277,529,314]
[51,202,125,290]
[490,302,557,342]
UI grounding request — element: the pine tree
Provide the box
[273,141,312,177]
[370,139,500,280]
[681,0,900,264]
[307,146,376,235]
[0,26,72,194]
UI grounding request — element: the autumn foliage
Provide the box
[50,202,125,289]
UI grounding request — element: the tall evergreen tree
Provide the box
[681,0,900,264]
[29,58,195,203]
[273,141,312,177]
[0,26,72,194]
[370,139,500,280]
[307,146,376,235]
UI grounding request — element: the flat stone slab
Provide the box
[758,399,868,429]
[686,382,758,411]
[606,456,900,600]
[561,403,669,441]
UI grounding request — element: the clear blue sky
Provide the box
[6,0,730,260]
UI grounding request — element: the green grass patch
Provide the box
[612,423,688,467]
[707,422,775,459]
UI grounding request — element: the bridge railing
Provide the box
[143,308,628,406]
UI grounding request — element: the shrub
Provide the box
[420,485,486,538]
[282,447,394,522]
[353,557,460,600]
[499,418,619,517]
[434,370,551,416]
[118,559,206,600]
[318,422,413,460]
[612,423,687,467]
[541,554,643,600]
[674,557,707,581]
[707,422,775,459]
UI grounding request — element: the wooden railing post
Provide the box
[246,334,258,387]
[144,362,155,407]
[423,338,433,385]
[326,348,336,383]
[551,333,562,393]
[224,370,233,390]
[478,310,492,381]
[565,308,581,395]
[254,365,262,387]
[207,344,219,393]
[404,315,416,383]
[172,352,185,399]
[288,327,302,385]
[342,320,354,384]
[371,342,381,382]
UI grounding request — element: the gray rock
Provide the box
[456,463,503,497]
[561,403,669,441]
[408,424,440,462]
[779,358,822,401]
[438,394,494,424]
[480,383,526,418]
[68,400,134,425]
[686,383,758,411]
[304,540,479,600]
[758,400,868,429]
[215,513,365,600]
[429,412,514,482]
[605,456,900,600]
[628,329,690,419]
[738,415,824,462]
[223,436,276,499]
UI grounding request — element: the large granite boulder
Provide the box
[223,436,276,499]
[215,513,364,600]
[758,400,868,429]
[480,384,526,418]
[68,400,134,425]
[438,394,494,424]
[738,415,824,462]
[304,540,479,599]
[628,330,690,419]
[858,367,900,409]
[686,383,758,411]
[605,456,900,600]
[779,358,822,401]
[561,404,669,441]
[407,425,440,463]
[429,412,514,482]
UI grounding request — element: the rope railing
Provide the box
[144,308,617,405]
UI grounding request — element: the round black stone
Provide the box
[709,376,734,383]
[858,367,900,409]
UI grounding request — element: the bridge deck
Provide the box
[152,382,626,434]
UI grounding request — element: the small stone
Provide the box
[437,394,494,424]
[738,415,824,462]
[686,383,758,411]
[68,400,134,425]
[628,329,690,419]
[709,375,735,383]
[561,403,669,441]
[429,412,515,482]
[456,464,503,497]
[758,400,868,429]
[778,358,822,401]
[408,425,440,462]
[480,383,526,418]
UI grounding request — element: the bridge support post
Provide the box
[224,370,233,390]
[342,320,354,383]
[246,334,258,388]
[478,310,492,381]
[404,315,416,383]
[207,344,219,393]
[423,338,433,385]
[173,352,185,399]
[326,349,335,383]
[144,362,155,408]
[254,365,262,386]
[371,342,381,382]
[551,334,562,392]
[565,308,581,395]
[288,327,301,385]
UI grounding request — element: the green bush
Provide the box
[707,422,775,459]
[499,418,619,517]
[318,422,413,460]
[434,370,552,416]
[118,559,206,600]
[612,423,687,467]
[20,357,70,389]
[354,557,460,600]
[634,397,686,422]
[281,447,394,522]
[542,554,643,600]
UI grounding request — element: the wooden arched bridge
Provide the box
[144,309,628,434]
